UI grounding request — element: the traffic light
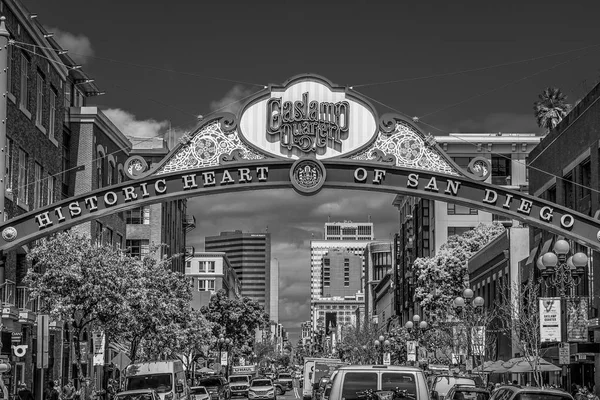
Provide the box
[0,364,11,373]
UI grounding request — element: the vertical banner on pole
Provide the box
[36,314,49,368]
[566,298,588,342]
[406,341,417,361]
[92,331,106,366]
[540,297,562,342]
[221,351,228,366]
[471,327,486,356]
[383,352,391,366]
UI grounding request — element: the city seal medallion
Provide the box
[2,227,17,242]
[290,158,326,195]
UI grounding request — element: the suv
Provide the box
[199,377,229,400]
[489,385,573,400]
[444,385,490,400]
[431,376,480,400]
[229,375,251,398]
[277,373,294,391]
[328,365,430,400]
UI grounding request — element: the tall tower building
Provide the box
[269,258,279,322]
[205,231,272,309]
[310,221,374,330]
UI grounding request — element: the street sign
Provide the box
[559,343,570,364]
[383,352,391,366]
[111,352,132,370]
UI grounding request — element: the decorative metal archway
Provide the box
[1,75,599,252]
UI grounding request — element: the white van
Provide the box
[125,360,189,400]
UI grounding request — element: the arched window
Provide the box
[96,146,105,189]
[107,156,116,186]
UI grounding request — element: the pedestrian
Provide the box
[79,378,96,400]
[63,380,76,400]
[17,383,35,400]
[45,381,60,400]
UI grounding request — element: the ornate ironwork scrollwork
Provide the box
[124,155,151,180]
[460,156,491,182]
[220,113,238,134]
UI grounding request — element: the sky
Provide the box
[22,0,600,342]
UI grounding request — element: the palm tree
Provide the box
[533,87,571,134]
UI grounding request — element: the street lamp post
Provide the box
[405,314,428,365]
[217,334,233,379]
[537,240,588,390]
[373,335,390,365]
[538,239,588,297]
[453,288,485,373]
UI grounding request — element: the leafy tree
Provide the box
[201,290,270,355]
[413,223,505,322]
[169,309,214,372]
[25,232,141,381]
[111,256,193,362]
[533,87,571,134]
[254,339,277,367]
[337,322,381,364]
[497,274,545,386]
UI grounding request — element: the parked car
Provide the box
[444,385,490,400]
[198,376,229,400]
[489,385,573,400]
[276,373,294,390]
[328,365,430,400]
[229,375,251,398]
[190,387,210,400]
[115,389,161,400]
[249,378,277,400]
[430,375,478,400]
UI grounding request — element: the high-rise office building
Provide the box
[205,231,272,309]
[325,221,373,240]
[322,250,362,298]
[310,221,374,330]
[269,258,279,322]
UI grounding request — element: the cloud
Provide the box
[46,27,94,65]
[452,112,542,134]
[104,108,170,139]
[209,85,257,115]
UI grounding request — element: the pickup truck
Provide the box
[276,373,294,391]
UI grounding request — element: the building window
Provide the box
[6,138,13,191]
[447,227,472,237]
[107,161,114,186]
[20,54,30,111]
[46,174,55,205]
[96,155,104,188]
[199,261,215,273]
[447,203,478,215]
[33,162,42,209]
[17,148,28,205]
[106,228,113,246]
[116,234,123,250]
[96,221,103,246]
[126,239,150,259]
[198,279,216,292]
[48,89,56,140]
[198,280,206,291]
[126,207,150,224]
[207,280,215,291]
[36,72,45,126]
[186,261,191,270]
[491,155,512,185]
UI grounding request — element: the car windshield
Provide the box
[116,393,155,400]
[200,378,222,387]
[229,377,248,383]
[279,374,292,379]
[190,388,208,395]
[451,390,489,400]
[341,372,377,400]
[515,394,571,400]
[252,380,272,387]
[127,374,173,394]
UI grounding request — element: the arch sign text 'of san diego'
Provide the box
[1,74,599,252]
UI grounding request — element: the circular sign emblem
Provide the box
[597,230,600,242]
[2,227,17,242]
[290,159,326,195]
